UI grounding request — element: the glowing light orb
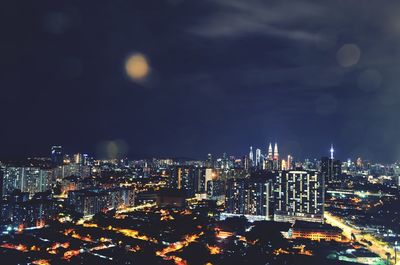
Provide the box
[125,53,150,81]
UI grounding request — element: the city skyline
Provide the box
[1,2,400,264]
[0,142,398,265]
[0,142,376,165]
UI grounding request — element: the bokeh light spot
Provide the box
[96,140,129,159]
[125,53,150,81]
[336,44,361,67]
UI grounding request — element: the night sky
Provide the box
[1,0,400,162]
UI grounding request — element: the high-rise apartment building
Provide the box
[225,177,274,220]
[51,146,63,166]
[2,167,52,197]
[274,170,324,223]
[169,166,201,197]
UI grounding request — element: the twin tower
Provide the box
[267,142,279,161]
[249,142,279,169]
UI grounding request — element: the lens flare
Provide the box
[125,53,150,81]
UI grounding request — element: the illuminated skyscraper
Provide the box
[2,167,24,196]
[193,167,206,194]
[273,142,279,170]
[265,142,274,171]
[287,155,293,170]
[74,153,82,164]
[169,166,197,197]
[268,143,273,160]
[249,146,254,167]
[205,168,218,192]
[51,146,63,166]
[243,155,249,171]
[274,142,279,160]
[255,148,261,168]
[2,167,52,196]
[221,152,229,169]
[206,179,225,201]
[321,145,342,183]
[82,154,89,165]
[281,159,287,170]
[356,157,363,169]
[225,177,274,220]
[274,170,324,223]
[206,153,213,168]
[67,187,134,216]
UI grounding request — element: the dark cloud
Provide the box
[188,0,324,42]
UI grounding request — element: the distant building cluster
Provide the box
[67,187,134,216]
[0,143,398,258]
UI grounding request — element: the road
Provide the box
[116,202,156,214]
[325,211,398,265]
